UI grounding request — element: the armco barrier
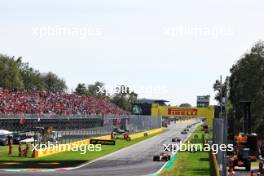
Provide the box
[35,128,163,158]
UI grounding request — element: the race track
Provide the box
[0,121,199,176]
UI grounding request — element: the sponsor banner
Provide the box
[168,108,197,116]
[151,105,215,127]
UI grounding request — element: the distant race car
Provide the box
[112,128,127,134]
[184,128,189,132]
[181,131,188,135]
[153,152,171,161]
[172,137,181,142]
[162,122,168,128]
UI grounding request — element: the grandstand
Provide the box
[0,89,128,116]
[0,89,160,144]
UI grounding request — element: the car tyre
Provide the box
[153,155,159,161]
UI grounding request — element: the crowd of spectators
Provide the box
[0,89,128,116]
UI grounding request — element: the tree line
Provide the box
[0,54,137,112]
[75,82,138,112]
[213,41,264,137]
[0,54,67,92]
[0,54,193,112]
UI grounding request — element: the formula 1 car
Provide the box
[153,152,171,161]
[172,137,181,142]
[112,127,127,134]
[181,131,188,135]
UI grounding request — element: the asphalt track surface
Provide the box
[0,121,199,176]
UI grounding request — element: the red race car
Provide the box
[153,152,171,161]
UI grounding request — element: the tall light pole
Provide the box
[223,77,229,176]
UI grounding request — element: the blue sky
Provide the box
[1,0,264,105]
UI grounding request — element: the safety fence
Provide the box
[0,114,162,146]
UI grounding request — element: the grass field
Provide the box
[160,125,210,176]
[0,130,164,168]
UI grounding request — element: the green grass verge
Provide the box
[160,125,210,176]
[0,130,164,162]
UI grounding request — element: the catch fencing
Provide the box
[0,114,161,145]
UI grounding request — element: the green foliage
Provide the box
[16,58,45,90]
[161,125,210,176]
[74,83,138,112]
[111,85,138,112]
[228,41,264,136]
[0,53,136,112]
[0,54,24,90]
[213,77,229,104]
[87,81,107,98]
[179,103,192,107]
[75,82,108,98]
[42,72,67,92]
[75,83,87,95]
[214,41,264,136]
[0,54,67,92]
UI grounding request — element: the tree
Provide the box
[87,82,107,98]
[16,58,45,90]
[111,85,138,112]
[179,103,192,107]
[0,54,24,90]
[213,77,229,105]
[42,72,67,92]
[0,54,68,92]
[222,41,264,136]
[75,83,87,95]
[76,82,138,112]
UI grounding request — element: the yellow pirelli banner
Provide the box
[151,104,215,127]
